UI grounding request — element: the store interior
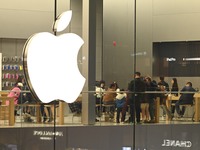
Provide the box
[1,0,200,150]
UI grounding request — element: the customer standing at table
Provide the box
[141,77,150,123]
[144,76,157,123]
[170,78,179,117]
[95,80,105,121]
[175,82,196,117]
[128,72,146,124]
[95,81,105,107]
[158,77,169,91]
[6,82,24,118]
[115,89,126,123]
[157,76,171,119]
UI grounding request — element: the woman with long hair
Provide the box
[171,78,179,117]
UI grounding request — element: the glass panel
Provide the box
[1,0,200,150]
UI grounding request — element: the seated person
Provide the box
[68,95,82,115]
[40,104,54,123]
[103,82,119,105]
[175,82,196,117]
[41,100,59,123]
[102,82,119,119]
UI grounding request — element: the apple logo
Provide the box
[23,10,85,103]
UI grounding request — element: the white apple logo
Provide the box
[23,10,85,103]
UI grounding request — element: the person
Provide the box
[103,82,119,105]
[6,82,35,122]
[6,82,23,106]
[115,89,126,123]
[141,77,150,123]
[120,87,131,123]
[128,72,146,124]
[175,82,196,117]
[157,77,169,91]
[103,82,119,119]
[157,76,169,107]
[157,76,172,120]
[95,80,106,117]
[170,78,179,117]
[144,76,157,123]
[41,100,59,123]
[40,104,53,123]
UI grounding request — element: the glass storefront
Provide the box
[0,0,200,150]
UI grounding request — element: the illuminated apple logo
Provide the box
[23,10,85,103]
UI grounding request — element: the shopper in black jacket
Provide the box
[128,72,146,124]
[175,82,196,117]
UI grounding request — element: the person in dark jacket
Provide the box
[157,77,169,92]
[128,72,146,124]
[175,82,196,117]
[144,76,157,123]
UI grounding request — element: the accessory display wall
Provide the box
[2,56,23,90]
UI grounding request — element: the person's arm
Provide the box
[165,83,169,91]
[128,81,133,91]
[180,86,186,94]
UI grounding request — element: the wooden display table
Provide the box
[17,101,65,125]
[167,93,200,122]
[0,90,66,125]
[0,91,15,126]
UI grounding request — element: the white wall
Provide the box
[150,0,200,88]
[0,0,70,39]
[136,0,153,77]
[153,0,200,42]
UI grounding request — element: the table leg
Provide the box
[9,98,15,126]
[195,97,200,122]
[155,97,160,123]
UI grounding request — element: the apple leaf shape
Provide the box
[53,10,72,32]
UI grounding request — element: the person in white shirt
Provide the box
[95,80,105,121]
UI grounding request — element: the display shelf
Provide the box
[2,56,24,90]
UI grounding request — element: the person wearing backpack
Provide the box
[115,89,126,123]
